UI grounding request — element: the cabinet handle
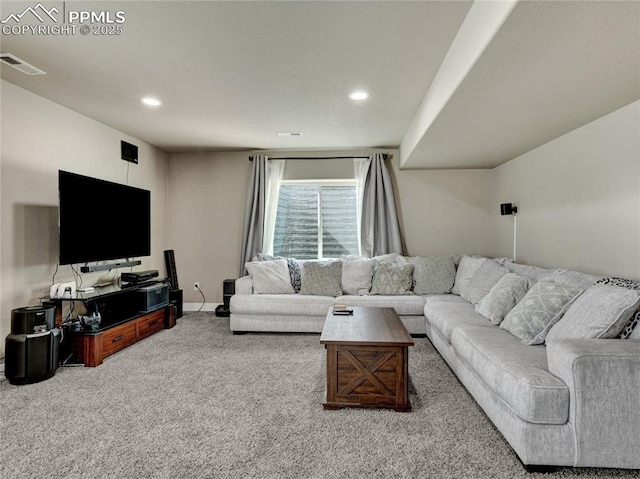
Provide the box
[112,335,125,343]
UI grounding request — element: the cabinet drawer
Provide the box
[102,322,137,357]
[136,310,165,340]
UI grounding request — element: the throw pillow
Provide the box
[257,252,302,293]
[451,256,487,296]
[546,285,640,341]
[406,256,456,295]
[300,261,343,296]
[500,281,582,345]
[591,277,640,339]
[505,263,552,282]
[462,260,509,305]
[549,268,603,291]
[475,273,531,325]
[370,262,414,295]
[341,259,375,295]
[245,259,294,294]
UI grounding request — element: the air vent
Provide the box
[0,53,46,75]
[277,132,303,137]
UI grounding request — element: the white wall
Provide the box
[0,81,169,356]
[492,100,640,280]
[167,148,494,307]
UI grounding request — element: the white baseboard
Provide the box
[183,302,220,312]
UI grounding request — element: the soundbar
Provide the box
[121,270,159,284]
[80,260,141,273]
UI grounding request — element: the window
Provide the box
[273,181,359,259]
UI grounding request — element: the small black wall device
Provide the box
[500,203,518,216]
[121,140,139,164]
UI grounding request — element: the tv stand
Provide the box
[46,281,176,367]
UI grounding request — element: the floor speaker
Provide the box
[169,289,183,319]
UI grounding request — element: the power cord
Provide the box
[195,284,206,313]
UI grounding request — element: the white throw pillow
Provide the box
[341,259,375,295]
[475,273,531,325]
[245,259,294,294]
[546,285,640,341]
[451,256,487,296]
[462,260,509,305]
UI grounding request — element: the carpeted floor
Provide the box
[1,313,638,479]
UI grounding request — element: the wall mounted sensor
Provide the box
[500,203,518,215]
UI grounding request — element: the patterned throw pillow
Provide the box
[257,252,302,293]
[500,281,582,345]
[593,277,640,338]
[475,273,532,325]
[370,262,414,295]
[300,261,342,296]
[406,256,456,295]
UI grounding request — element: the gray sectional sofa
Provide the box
[229,254,640,470]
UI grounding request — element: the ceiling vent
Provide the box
[0,53,46,75]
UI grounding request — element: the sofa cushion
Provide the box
[500,281,582,345]
[337,295,426,316]
[546,285,640,341]
[451,255,487,296]
[425,300,493,343]
[406,256,456,295]
[245,259,294,294]
[341,259,375,295]
[301,261,342,296]
[475,273,532,325]
[463,260,509,305]
[370,262,413,295]
[231,294,335,316]
[451,325,569,425]
[424,294,468,305]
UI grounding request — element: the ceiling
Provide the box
[1,1,638,169]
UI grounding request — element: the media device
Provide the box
[133,283,169,312]
[58,171,151,265]
[121,270,159,285]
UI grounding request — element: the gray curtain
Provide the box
[360,153,404,257]
[239,155,268,276]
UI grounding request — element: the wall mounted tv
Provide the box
[58,170,151,265]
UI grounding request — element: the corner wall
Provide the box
[492,100,640,280]
[0,80,169,356]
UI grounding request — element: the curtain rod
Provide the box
[249,154,387,161]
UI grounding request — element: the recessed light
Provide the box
[141,97,162,107]
[349,91,369,101]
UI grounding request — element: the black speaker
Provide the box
[169,289,183,319]
[223,279,235,308]
[121,140,138,164]
[500,203,517,215]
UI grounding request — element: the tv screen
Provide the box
[58,170,151,265]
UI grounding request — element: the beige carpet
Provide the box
[1,313,638,479]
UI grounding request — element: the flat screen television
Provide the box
[58,170,151,265]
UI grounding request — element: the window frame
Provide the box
[275,179,358,260]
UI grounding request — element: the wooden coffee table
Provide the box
[320,307,414,412]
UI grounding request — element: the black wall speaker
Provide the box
[500,203,518,216]
[121,141,138,164]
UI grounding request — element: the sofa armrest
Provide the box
[546,339,640,468]
[235,275,253,294]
